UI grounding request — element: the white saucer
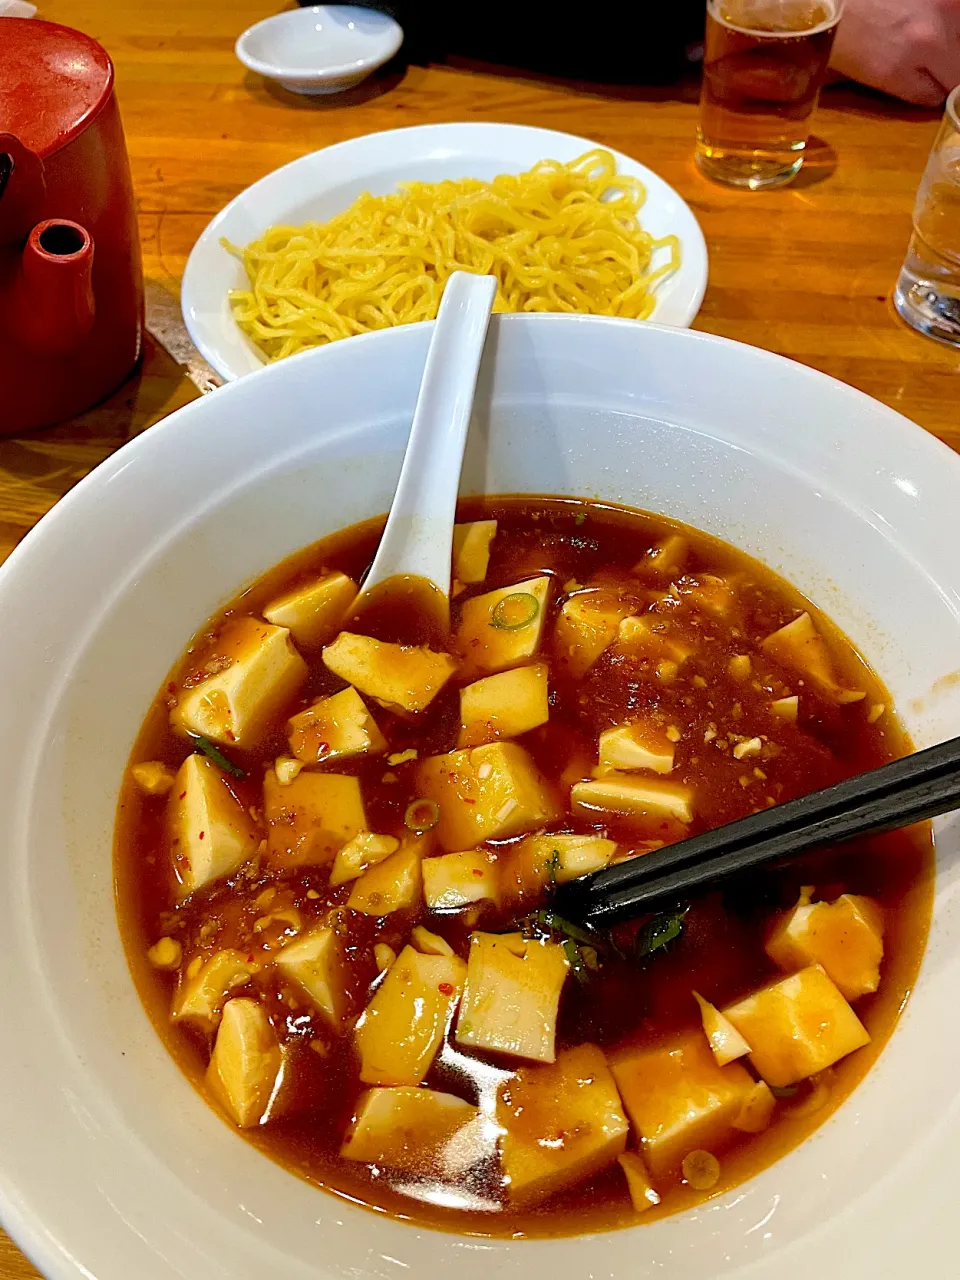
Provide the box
[235,4,403,96]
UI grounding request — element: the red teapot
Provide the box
[0,18,143,434]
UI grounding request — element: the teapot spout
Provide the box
[18,219,95,355]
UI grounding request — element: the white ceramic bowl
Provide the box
[181,122,709,381]
[235,4,403,96]
[2,317,960,1280]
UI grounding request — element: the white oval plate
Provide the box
[181,122,709,381]
[1,317,959,1280]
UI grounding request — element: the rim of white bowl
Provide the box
[235,7,403,81]
[2,315,960,1280]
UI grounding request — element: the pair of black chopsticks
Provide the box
[554,734,960,926]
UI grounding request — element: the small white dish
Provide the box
[181,122,710,381]
[235,4,403,96]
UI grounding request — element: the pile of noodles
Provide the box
[223,149,682,362]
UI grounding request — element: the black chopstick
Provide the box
[553,733,960,926]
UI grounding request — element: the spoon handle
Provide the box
[358,271,498,607]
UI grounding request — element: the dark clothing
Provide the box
[303,2,705,83]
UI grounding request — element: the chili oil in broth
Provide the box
[115,497,933,1237]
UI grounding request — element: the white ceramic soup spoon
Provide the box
[352,270,498,632]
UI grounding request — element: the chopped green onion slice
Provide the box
[535,909,598,947]
[635,907,689,959]
[490,592,539,630]
[562,936,590,982]
[187,733,246,780]
[404,799,439,833]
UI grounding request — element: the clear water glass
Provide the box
[894,85,960,347]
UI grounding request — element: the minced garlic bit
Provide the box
[387,749,418,766]
[306,889,321,900]
[692,675,708,689]
[381,771,399,784]
[147,936,182,970]
[477,762,493,780]
[275,756,303,785]
[732,737,763,760]
[494,797,519,824]
[666,725,681,743]
[682,1149,721,1191]
[867,703,885,724]
[131,761,176,796]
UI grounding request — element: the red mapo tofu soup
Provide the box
[115,498,932,1236]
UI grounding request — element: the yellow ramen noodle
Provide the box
[224,150,682,361]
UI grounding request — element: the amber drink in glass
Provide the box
[697,0,842,190]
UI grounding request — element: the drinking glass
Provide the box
[894,85,960,347]
[696,0,843,190]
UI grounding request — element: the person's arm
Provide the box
[830,0,960,106]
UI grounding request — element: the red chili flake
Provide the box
[472,868,484,877]
[463,798,476,805]
[199,831,205,840]
[316,741,330,757]
[437,982,454,995]
[179,791,187,800]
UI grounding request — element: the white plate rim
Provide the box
[180,121,709,382]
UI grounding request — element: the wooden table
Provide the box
[1,2,957,1275]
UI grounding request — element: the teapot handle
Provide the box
[0,132,45,246]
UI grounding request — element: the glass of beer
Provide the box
[696,0,843,190]
[894,86,960,347]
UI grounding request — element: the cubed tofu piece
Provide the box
[347,847,422,915]
[453,520,497,585]
[499,833,617,906]
[456,576,551,679]
[693,991,752,1067]
[571,773,694,825]
[615,615,695,666]
[206,998,282,1128]
[264,769,366,869]
[342,1087,487,1176]
[417,742,561,852]
[168,754,260,899]
[262,570,357,649]
[423,849,499,910]
[322,632,456,716]
[497,1043,628,1205]
[722,965,871,1088]
[411,926,455,956]
[598,721,675,774]
[618,1152,661,1213]
[771,694,799,722]
[328,832,400,887]
[733,1081,776,1134]
[554,590,636,679]
[611,1032,755,1175]
[458,662,549,747]
[680,574,736,618]
[171,948,259,1030]
[276,924,354,1028]
[131,761,176,795]
[286,685,387,766]
[761,613,865,704]
[634,534,687,580]
[765,891,884,1001]
[355,945,466,1085]
[455,933,569,1063]
[171,616,307,748]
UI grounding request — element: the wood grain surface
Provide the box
[1,2,958,1275]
